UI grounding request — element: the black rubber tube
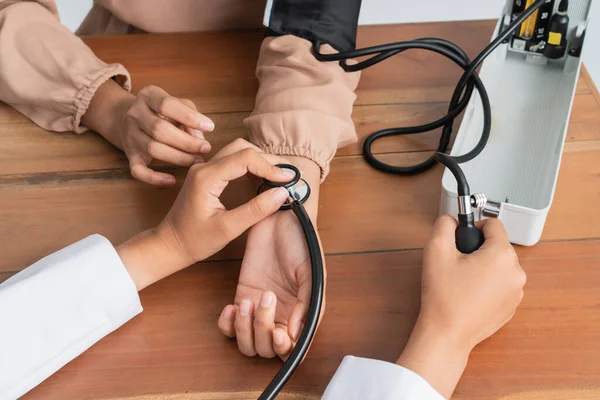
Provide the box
[312,0,547,175]
[258,200,324,400]
[433,152,470,196]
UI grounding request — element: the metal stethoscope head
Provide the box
[259,164,311,210]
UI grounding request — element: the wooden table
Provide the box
[2,21,600,400]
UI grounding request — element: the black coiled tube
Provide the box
[313,0,548,175]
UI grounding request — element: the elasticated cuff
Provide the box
[245,35,360,183]
[259,144,332,181]
[72,64,131,133]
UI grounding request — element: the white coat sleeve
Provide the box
[0,235,143,400]
[322,356,446,400]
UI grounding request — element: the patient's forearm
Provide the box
[82,79,135,150]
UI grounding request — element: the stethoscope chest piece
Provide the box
[259,164,311,210]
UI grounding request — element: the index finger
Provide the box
[210,148,294,188]
[142,86,214,131]
[212,139,263,161]
[211,139,289,167]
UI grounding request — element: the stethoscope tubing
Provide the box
[258,199,324,399]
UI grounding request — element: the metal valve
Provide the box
[456,192,488,255]
[470,193,487,208]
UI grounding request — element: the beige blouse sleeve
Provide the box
[0,0,130,133]
[244,35,360,181]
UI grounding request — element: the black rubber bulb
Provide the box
[456,213,484,254]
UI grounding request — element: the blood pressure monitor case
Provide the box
[440,0,592,246]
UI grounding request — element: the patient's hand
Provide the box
[83,80,215,186]
[217,150,324,360]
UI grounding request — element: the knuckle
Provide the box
[138,86,151,95]
[192,170,209,188]
[487,218,503,228]
[150,118,165,138]
[506,249,519,265]
[189,163,204,176]
[125,106,138,121]
[497,242,514,257]
[240,347,257,357]
[233,138,250,148]
[146,140,159,156]
[182,107,197,121]
[253,316,267,329]
[240,147,257,160]
[189,139,205,153]
[178,155,196,167]
[183,99,197,109]
[129,165,141,180]
[257,348,276,359]
[158,96,171,115]
[219,326,234,338]
[518,269,527,286]
[235,321,251,335]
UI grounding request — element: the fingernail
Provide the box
[281,168,296,179]
[161,176,176,185]
[271,187,289,203]
[200,143,211,153]
[222,305,234,319]
[260,292,273,308]
[273,331,284,346]
[292,323,303,341]
[191,129,205,139]
[199,120,214,131]
[240,300,251,317]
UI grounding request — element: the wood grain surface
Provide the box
[1,20,599,400]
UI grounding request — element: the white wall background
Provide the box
[55,0,600,87]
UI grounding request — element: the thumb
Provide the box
[424,215,460,262]
[219,187,289,239]
[430,215,458,245]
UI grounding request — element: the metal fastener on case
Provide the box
[482,200,502,218]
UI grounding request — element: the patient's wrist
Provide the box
[284,155,320,221]
[82,79,135,150]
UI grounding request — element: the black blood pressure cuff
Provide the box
[263,0,362,52]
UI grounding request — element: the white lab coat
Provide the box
[0,235,444,400]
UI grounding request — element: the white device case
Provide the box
[440,0,593,246]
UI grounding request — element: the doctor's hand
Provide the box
[215,142,324,360]
[83,80,215,186]
[397,216,526,399]
[117,142,293,291]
